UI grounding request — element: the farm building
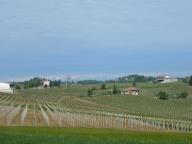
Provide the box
[155,75,178,84]
[42,80,50,88]
[120,87,140,95]
[0,82,13,94]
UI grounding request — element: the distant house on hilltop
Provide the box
[120,87,140,95]
[155,75,178,84]
[0,82,13,94]
[42,80,50,88]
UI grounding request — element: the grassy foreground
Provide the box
[0,127,192,144]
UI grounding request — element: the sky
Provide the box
[0,0,192,81]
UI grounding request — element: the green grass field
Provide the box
[0,127,192,144]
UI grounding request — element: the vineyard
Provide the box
[0,82,192,132]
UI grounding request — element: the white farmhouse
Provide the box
[0,82,13,94]
[156,75,178,84]
[120,87,140,96]
[42,80,50,88]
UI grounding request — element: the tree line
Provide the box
[14,77,61,89]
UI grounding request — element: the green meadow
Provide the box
[0,127,192,144]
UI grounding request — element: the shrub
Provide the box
[113,85,120,95]
[158,91,168,100]
[101,84,106,90]
[189,76,192,86]
[179,92,188,99]
[87,89,93,96]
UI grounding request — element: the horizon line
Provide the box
[0,71,191,82]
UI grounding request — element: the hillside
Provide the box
[0,82,192,132]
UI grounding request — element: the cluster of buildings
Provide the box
[155,75,178,84]
[0,80,51,94]
[0,75,178,95]
[120,75,178,96]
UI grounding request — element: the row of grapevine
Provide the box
[44,102,190,132]
[6,104,21,126]
[0,94,191,132]
[21,104,28,124]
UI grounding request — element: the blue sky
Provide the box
[0,0,192,81]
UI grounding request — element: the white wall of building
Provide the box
[156,76,178,84]
[43,80,50,87]
[160,77,178,84]
[0,82,13,94]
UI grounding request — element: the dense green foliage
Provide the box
[15,77,61,89]
[87,89,94,96]
[101,83,106,90]
[158,91,168,100]
[117,75,155,83]
[179,91,188,99]
[0,127,191,144]
[113,85,119,95]
[181,76,190,83]
[76,75,155,84]
[24,77,42,88]
[189,76,192,86]
[50,80,61,87]
[77,80,103,84]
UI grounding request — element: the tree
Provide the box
[158,91,168,100]
[101,83,106,90]
[55,80,61,87]
[179,92,188,99]
[77,80,102,84]
[87,89,93,96]
[24,77,42,89]
[117,75,155,83]
[113,85,119,95]
[50,80,61,87]
[50,81,55,87]
[189,76,192,86]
